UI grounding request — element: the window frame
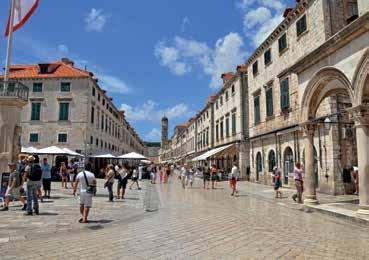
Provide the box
[278,33,287,53]
[60,82,71,92]
[280,78,290,111]
[252,61,258,75]
[231,110,237,135]
[296,14,307,37]
[31,102,41,121]
[29,133,39,143]
[58,133,68,143]
[264,48,272,66]
[254,95,261,125]
[32,82,43,93]
[58,102,70,121]
[266,87,274,117]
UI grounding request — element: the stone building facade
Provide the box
[2,59,145,169]
[246,0,369,205]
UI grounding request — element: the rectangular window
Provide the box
[96,138,99,146]
[33,83,43,92]
[216,100,219,109]
[220,96,223,106]
[98,93,101,101]
[231,85,235,95]
[29,133,39,143]
[92,87,96,96]
[103,99,105,106]
[31,103,41,121]
[91,106,95,124]
[225,91,229,101]
[220,120,224,139]
[232,112,236,135]
[264,49,272,65]
[254,95,260,125]
[58,133,68,143]
[101,114,104,130]
[60,82,71,92]
[266,88,274,117]
[90,136,93,145]
[278,33,287,53]
[59,103,69,121]
[280,78,290,110]
[296,15,307,36]
[252,61,258,75]
[216,122,219,141]
[105,118,108,132]
[225,116,230,137]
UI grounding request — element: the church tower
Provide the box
[161,116,168,148]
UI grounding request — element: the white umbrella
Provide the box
[62,148,83,157]
[119,152,147,160]
[90,153,117,159]
[21,146,39,154]
[141,160,152,164]
[37,146,69,155]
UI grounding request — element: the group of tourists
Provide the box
[1,154,52,215]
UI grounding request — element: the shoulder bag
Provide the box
[83,171,97,195]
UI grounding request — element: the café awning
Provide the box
[192,144,234,161]
[37,146,69,155]
[119,152,147,160]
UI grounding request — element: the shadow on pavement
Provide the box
[38,212,58,216]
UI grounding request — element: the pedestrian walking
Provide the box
[203,163,211,189]
[60,162,68,189]
[180,165,189,189]
[73,164,96,224]
[116,165,128,199]
[24,155,42,215]
[272,167,282,198]
[105,164,115,202]
[69,159,78,185]
[41,158,51,199]
[230,163,239,196]
[188,167,196,188]
[129,166,141,190]
[210,164,218,189]
[0,162,26,212]
[292,162,304,204]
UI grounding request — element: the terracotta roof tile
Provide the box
[0,59,90,79]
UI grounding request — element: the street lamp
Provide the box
[324,117,331,131]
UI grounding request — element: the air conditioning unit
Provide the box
[342,127,353,139]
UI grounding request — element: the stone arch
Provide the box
[352,48,369,105]
[267,149,276,172]
[301,67,354,122]
[255,152,262,181]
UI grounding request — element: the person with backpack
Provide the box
[73,163,96,223]
[24,155,42,216]
[0,162,27,211]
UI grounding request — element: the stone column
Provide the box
[302,123,319,205]
[351,105,369,216]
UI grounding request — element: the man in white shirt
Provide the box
[230,163,240,196]
[73,164,96,223]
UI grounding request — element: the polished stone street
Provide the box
[0,177,369,260]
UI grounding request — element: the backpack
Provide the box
[29,164,42,181]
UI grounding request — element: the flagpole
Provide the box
[4,0,16,84]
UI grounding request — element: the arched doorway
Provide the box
[255,152,262,181]
[267,150,276,172]
[283,147,294,185]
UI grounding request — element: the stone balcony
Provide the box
[0,80,29,102]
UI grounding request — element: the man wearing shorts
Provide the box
[1,162,26,211]
[116,165,128,199]
[73,164,96,223]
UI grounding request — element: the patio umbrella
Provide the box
[119,152,147,160]
[21,146,39,154]
[62,148,83,157]
[37,146,69,155]
[90,153,117,159]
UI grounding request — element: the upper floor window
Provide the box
[225,115,230,137]
[225,91,229,101]
[58,133,68,143]
[231,85,235,95]
[264,49,272,65]
[31,103,41,121]
[60,82,71,92]
[98,93,101,101]
[216,121,219,141]
[33,83,42,92]
[220,119,224,139]
[254,95,260,125]
[252,61,258,75]
[216,100,219,109]
[278,33,287,53]
[296,15,307,36]
[232,111,237,135]
[102,99,105,106]
[280,78,290,110]
[266,87,274,117]
[91,106,95,124]
[220,96,223,106]
[343,0,358,23]
[29,133,39,143]
[59,102,69,121]
[92,87,96,96]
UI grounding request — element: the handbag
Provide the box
[83,171,96,195]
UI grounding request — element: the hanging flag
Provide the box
[5,0,39,37]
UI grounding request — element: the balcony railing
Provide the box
[0,81,29,101]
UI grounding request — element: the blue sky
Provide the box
[0,0,294,141]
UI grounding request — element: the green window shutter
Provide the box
[60,82,71,92]
[297,15,307,36]
[31,103,41,121]
[280,79,290,110]
[29,133,39,143]
[59,103,69,121]
[279,34,287,53]
[226,117,230,137]
[58,133,68,143]
[232,113,236,135]
[254,96,260,124]
[266,88,274,117]
[33,83,42,92]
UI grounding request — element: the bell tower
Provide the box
[161,116,168,148]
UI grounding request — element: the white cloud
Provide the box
[57,44,69,54]
[121,100,190,122]
[145,128,161,141]
[85,8,109,32]
[181,17,190,33]
[97,73,131,94]
[154,33,245,88]
[237,0,286,46]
